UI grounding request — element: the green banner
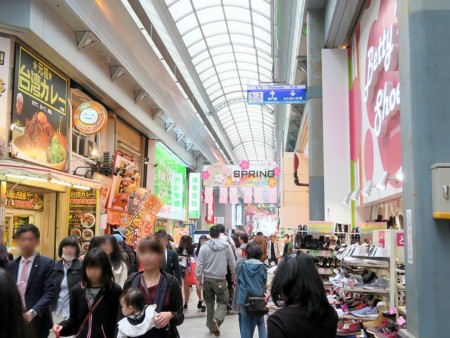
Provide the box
[154,143,187,221]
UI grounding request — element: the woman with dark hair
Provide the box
[0,244,10,268]
[268,253,338,338]
[52,236,82,324]
[237,242,267,338]
[0,268,31,338]
[101,235,128,287]
[121,236,184,338]
[53,248,122,338]
[177,235,196,310]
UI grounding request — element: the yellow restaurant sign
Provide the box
[73,101,107,135]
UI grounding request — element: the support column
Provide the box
[307,9,325,221]
[398,1,450,337]
[146,139,156,193]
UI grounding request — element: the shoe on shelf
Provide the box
[211,319,220,337]
[350,306,379,318]
[336,319,362,336]
[364,278,389,290]
[362,312,387,329]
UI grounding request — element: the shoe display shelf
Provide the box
[339,229,405,321]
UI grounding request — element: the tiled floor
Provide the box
[179,295,241,338]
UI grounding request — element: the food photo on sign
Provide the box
[11,44,69,170]
[68,188,98,253]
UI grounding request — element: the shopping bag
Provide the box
[185,260,197,285]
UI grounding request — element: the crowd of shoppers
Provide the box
[0,224,338,338]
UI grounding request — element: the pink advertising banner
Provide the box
[253,186,263,203]
[202,161,280,187]
[219,186,228,204]
[243,187,253,204]
[349,0,402,202]
[204,186,213,204]
[229,187,238,204]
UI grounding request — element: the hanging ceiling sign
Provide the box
[247,85,307,105]
[73,101,108,135]
[202,161,280,187]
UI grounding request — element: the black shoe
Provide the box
[201,305,206,312]
[197,300,203,309]
[184,303,188,310]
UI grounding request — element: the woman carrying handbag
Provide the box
[237,242,268,338]
[53,249,122,338]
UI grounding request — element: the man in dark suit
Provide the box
[157,232,182,285]
[7,224,56,338]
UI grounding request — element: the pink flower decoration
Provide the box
[201,170,210,180]
[239,160,250,170]
[273,167,281,177]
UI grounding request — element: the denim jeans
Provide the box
[239,304,267,338]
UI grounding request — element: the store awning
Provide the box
[0,160,101,192]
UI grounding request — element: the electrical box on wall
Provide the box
[431,163,450,219]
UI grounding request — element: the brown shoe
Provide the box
[211,319,220,336]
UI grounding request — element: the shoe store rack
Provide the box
[293,222,351,278]
[331,229,406,337]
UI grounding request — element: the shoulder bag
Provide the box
[241,263,268,317]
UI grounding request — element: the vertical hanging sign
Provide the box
[243,187,253,204]
[219,186,228,204]
[229,187,238,204]
[206,192,214,224]
[188,173,201,219]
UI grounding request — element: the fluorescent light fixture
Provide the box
[342,192,351,205]
[395,171,404,182]
[376,171,390,190]
[350,187,361,201]
[72,184,91,191]
[50,179,71,187]
[5,173,47,182]
[361,181,374,197]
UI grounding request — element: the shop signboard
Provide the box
[73,101,108,135]
[68,188,98,253]
[92,173,112,212]
[154,143,187,221]
[5,189,44,210]
[202,161,280,187]
[12,44,69,171]
[349,0,402,202]
[359,222,388,242]
[188,173,201,219]
[247,85,307,104]
[0,37,11,158]
[107,152,140,225]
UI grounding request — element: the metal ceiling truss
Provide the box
[128,0,235,163]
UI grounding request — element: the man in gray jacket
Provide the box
[196,225,236,337]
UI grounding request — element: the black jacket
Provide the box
[52,259,82,310]
[267,305,338,338]
[60,283,122,338]
[7,255,56,336]
[163,249,182,285]
[120,271,184,338]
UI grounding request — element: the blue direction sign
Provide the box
[247,85,307,105]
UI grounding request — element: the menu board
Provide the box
[12,44,69,170]
[68,188,97,253]
[5,189,44,210]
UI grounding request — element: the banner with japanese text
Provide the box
[12,44,69,170]
[68,188,98,253]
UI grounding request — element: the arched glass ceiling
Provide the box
[165,0,274,162]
